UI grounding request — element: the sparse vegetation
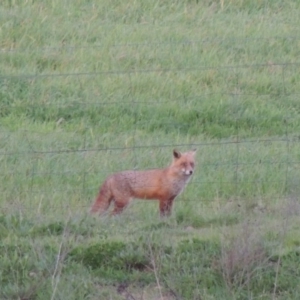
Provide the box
[1,0,300,299]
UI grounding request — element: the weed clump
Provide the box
[162,238,224,298]
[68,240,152,278]
[218,223,300,298]
[33,221,65,236]
[0,214,35,237]
[69,241,128,270]
[0,240,57,299]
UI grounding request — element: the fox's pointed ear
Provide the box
[173,149,181,159]
[189,148,197,156]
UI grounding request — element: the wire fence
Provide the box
[1,38,300,214]
[1,35,300,53]
[2,61,300,79]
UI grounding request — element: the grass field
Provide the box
[1,0,300,299]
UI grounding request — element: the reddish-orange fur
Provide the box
[90,149,196,216]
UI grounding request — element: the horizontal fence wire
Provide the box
[1,62,300,79]
[1,93,300,109]
[1,36,300,53]
[1,138,300,156]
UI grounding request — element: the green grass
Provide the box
[1,0,300,299]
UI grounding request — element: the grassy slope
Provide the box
[1,0,300,299]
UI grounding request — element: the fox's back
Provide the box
[109,166,191,200]
[109,169,165,198]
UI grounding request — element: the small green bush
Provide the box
[69,241,128,270]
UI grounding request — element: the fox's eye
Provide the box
[190,162,195,168]
[181,162,187,168]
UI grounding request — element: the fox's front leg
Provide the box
[159,196,176,217]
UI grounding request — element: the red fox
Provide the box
[90,149,196,216]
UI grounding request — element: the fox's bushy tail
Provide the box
[90,180,112,214]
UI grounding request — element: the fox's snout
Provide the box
[182,168,194,176]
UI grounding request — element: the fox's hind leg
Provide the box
[90,180,113,214]
[111,195,131,215]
